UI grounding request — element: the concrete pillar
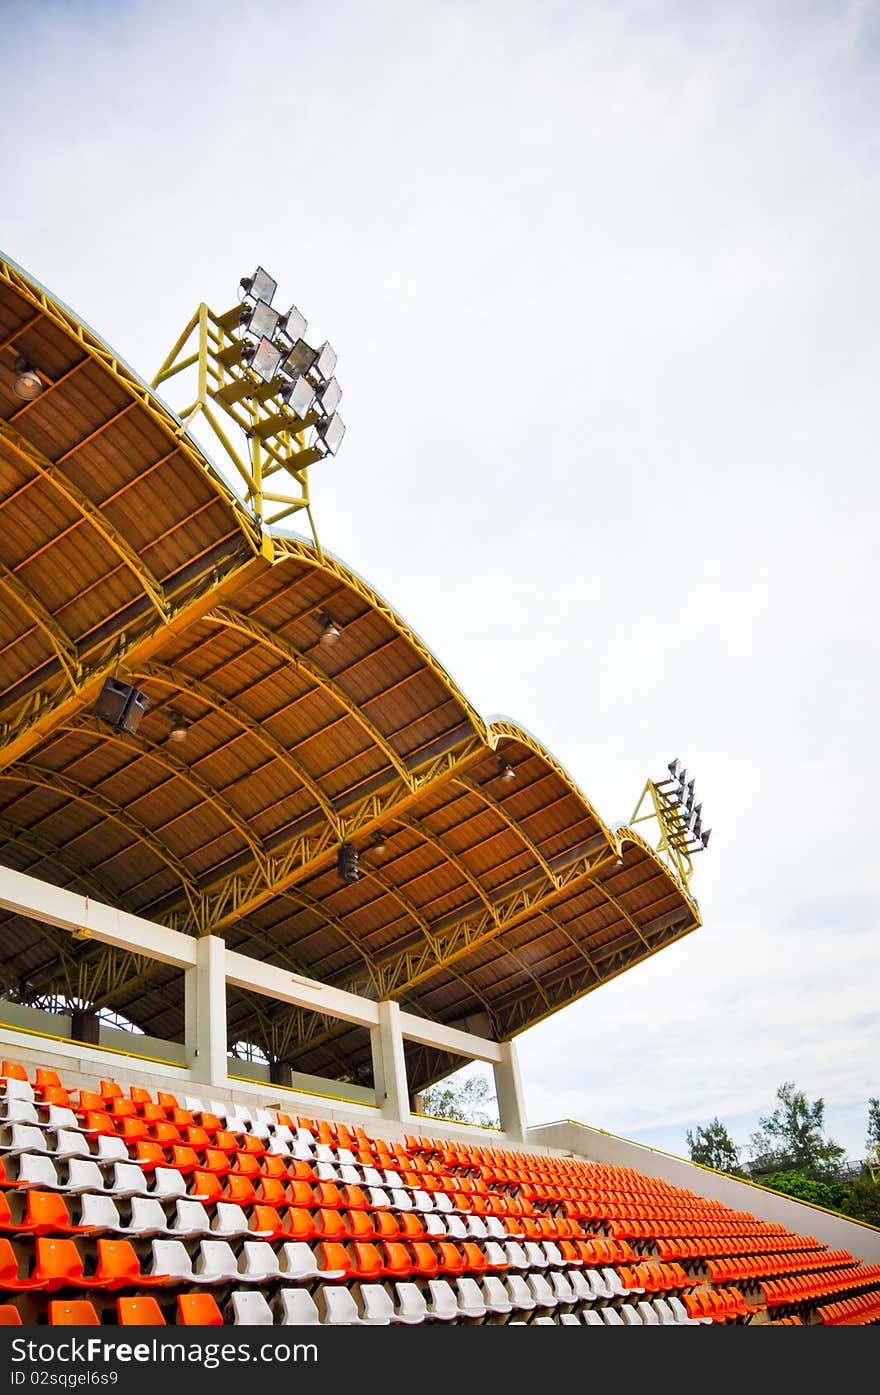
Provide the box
[184,935,228,1088]
[494,1038,527,1143]
[371,999,411,1123]
[70,1010,100,1046]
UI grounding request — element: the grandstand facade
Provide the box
[0,252,877,1329]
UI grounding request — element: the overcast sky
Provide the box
[2,0,878,1162]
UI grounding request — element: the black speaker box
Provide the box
[93,677,149,735]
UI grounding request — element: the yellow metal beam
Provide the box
[0,418,168,619]
[0,549,271,773]
[0,562,80,686]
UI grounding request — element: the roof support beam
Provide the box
[0,548,270,772]
[0,417,169,619]
[0,563,80,686]
[160,731,489,934]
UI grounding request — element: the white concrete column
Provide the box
[494,1038,527,1143]
[184,935,228,1088]
[371,999,411,1123]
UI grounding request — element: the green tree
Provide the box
[866,1097,880,1170]
[748,1081,845,1182]
[838,1174,880,1226]
[685,1118,742,1174]
[760,1170,850,1212]
[420,1069,500,1127]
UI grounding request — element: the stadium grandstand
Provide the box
[0,250,877,1330]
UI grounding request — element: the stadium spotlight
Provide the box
[279,376,316,418]
[168,711,189,743]
[12,357,44,401]
[700,828,712,849]
[668,758,680,780]
[372,830,389,854]
[240,298,281,341]
[317,376,342,416]
[313,341,338,381]
[282,338,319,379]
[317,412,346,455]
[278,304,307,343]
[93,678,149,736]
[319,611,340,646]
[242,335,283,383]
[240,266,277,304]
[337,844,360,884]
[498,757,516,782]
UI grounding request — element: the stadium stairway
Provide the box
[1,1059,878,1327]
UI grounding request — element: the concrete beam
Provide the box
[0,865,196,968]
[224,949,380,1028]
[398,1010,502,1064]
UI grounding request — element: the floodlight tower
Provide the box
[628,758,712,890]
[150,265,345,554]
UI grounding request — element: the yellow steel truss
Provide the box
[151,302,324,550]
[628,778,696,891]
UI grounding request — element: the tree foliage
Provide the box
[866,1097,880,1165]
[420,1070,500,1128]
[747,1081,845,1182]
[685,1117,742,1174]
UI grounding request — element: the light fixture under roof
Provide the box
[319,611,340,646]
[240,266,277,304]
[498,757,516,782]
[12,357,43,401]
[168,710,189,743]
[372,830,388,854]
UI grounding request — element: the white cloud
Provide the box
[1,0,877,1159]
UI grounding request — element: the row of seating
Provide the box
[654,1233,823,1261]
[706,1249,856,1285]
[761,1264,880,1307]
[817,1292,880,1326]
[0,1285,713,1327]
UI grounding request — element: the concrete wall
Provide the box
[529,1119,880,1263]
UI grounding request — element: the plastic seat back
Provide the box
[280,1289,320,1325]
[177,1293,223,1325]
[231,1289,274,1325]
[117,1297,166,1325]
[49,1300,99,1325]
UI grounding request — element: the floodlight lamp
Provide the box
[240,266,277,305]
[700,828,712,849]
[280,376,316,418]
[12,357,43,401]
[372,830,388,854]
[668,758,680,779]
[313,341,338,381]
[168,711,189,743]
[279,305,307,343]
[282,339,318,379]
[317,412,346,455]
[318,376,342,415]
[241,299,281,341]
[319,611,340,646]
[498,757,516,782]
[243,336,283,383]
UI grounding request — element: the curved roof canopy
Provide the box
[0,254,700,1091]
